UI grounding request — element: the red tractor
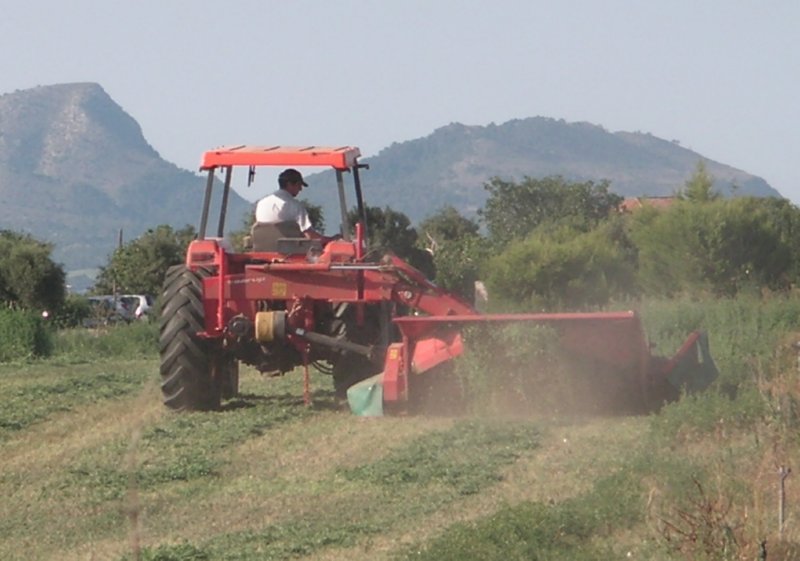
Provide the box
[159,145,717,414]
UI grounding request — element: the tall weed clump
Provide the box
[642,295,800,559]
[641,294,800,390]
[642,295,800,441]
[52,320,158,360]
[0,308,52,362]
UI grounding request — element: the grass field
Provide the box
[0,357,653,560]
[3,296,800,560]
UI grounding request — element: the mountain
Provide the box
[0,83,252,276]
[0,84,781,284]
[305,119,780,227]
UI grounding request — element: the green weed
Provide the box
[121,418,542,561]
[6,294,800,561]
[0,308,52,361]
[205,520,379,560]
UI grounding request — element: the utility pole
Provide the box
[112,228,123,298]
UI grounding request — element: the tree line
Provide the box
[4,161,800,317]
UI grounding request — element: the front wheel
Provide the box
[159,265,221,411]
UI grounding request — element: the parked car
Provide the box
[83,296,132,327]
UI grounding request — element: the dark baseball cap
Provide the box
[279,168,308,187]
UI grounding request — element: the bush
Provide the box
[430,235,489,302]
[93,224,196,296]
[0,230,66,312]
[485,223,636,310]
[629,199,795,297]
[0,308,52,362]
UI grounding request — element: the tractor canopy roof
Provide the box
[200,145,361,171]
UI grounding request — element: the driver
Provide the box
[255,168,336,242]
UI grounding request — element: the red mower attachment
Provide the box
[359,312,717,416]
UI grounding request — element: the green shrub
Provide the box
[485,223,636,310]
[480,176,622,249]
[93,224,195,296]
[0,308,52,362]
[0,230,67,311]
[629,199,796,297]
[430,234,489,302]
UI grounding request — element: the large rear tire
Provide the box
[159,265,221,411]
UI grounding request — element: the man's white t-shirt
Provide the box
[254,189,312,232]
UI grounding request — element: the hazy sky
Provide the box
[2,0,798,203]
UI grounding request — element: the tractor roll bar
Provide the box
[217,166,233,237]
[353,163,369,240]
[199,169,215,239]
[335,170,350,241]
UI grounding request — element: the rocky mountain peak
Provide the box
[0,82,159,188]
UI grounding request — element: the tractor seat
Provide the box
[250,221,321,254]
